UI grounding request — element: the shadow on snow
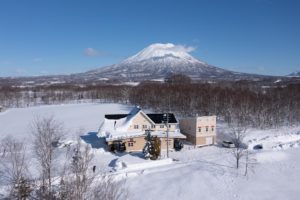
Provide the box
[80,132,106,149]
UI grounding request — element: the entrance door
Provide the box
[206,137,213,145]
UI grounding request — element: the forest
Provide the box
[1,75,300,128]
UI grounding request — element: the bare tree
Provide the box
[121,86,131,104]
[69,137,94,200]
[0,137,32,199]
[230,124,247,169]
[31,116,63,198]
[57,133,129,200]
[56,135,94,200]
[91,175,129,200]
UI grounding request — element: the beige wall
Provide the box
[195,135,216,146]
[196,116,216,137]
[127,112,154,131]
[124,136,146,152]
[153,123,177,132]
[180,116,216,146]
[127,111,177,132]
[160,138,174,150]
[108,136,175,152]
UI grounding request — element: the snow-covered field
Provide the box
[0,103,131,142]
[1,103,300,200]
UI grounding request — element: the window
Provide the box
[134,125,139,129]
[168,124,171,128]
[151,125,156,129]
[198,127,201,132]
[128,142,134,147]
[160,125,164,128]
[143,125,147,129]
[211,126,214,131]
[206,126,208,132]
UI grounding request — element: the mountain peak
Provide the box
[287,70,300,77]
[122,43,205,65]
[84,42,234,81]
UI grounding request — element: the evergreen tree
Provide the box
[150,136,161,160]
[143,131,152,159]
[143,131,161,160]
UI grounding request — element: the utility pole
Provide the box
[163,91,171,158]
[163,113,169,158]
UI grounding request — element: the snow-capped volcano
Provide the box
[84,43,236,81]
[0,43,295,85]
[122,43,204,65]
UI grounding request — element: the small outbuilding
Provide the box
[179,115,217,146]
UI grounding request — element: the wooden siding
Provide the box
[128,111,177,132]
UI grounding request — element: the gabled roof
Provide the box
[146,113,177,124]
[105,114,128,120]
[104,107,141,121]
[98,107,142,137]
[104,112,178,124]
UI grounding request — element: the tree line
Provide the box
[130,77,300,128]
[1,75,300,128]
[0,84,130,107]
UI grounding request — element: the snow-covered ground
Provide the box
[1,103,300,200]
[0,103,131,142]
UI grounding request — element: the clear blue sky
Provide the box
[0,0,299,76]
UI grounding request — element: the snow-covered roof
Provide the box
[98,106,185,141]
[151,129,186,139]
[105,129,186,142]
[98,106,141,137]
[105,112,177,124]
